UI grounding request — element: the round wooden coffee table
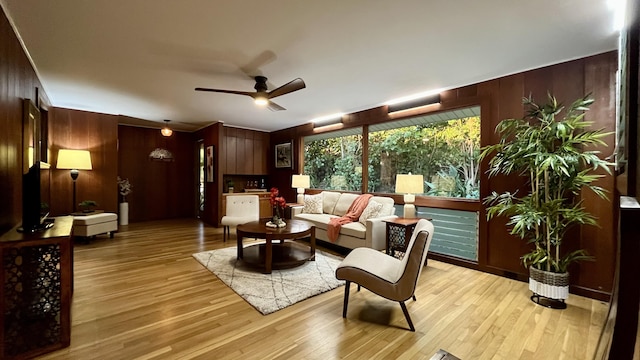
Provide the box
[236,219,315,274]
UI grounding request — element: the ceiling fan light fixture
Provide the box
[254,96,269,106]
[161,120,173,137]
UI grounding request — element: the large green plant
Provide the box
[480,94,612,273]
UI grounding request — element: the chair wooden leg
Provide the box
[342,281,351,318]
[399,301,415,332]
[357,284,361,292]
[412,295,416,301]
[223,226,228,242]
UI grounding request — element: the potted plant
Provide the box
[117,176,133,225]
[78,200,98,213]
[480,94,612,308]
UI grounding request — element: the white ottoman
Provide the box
[73,213,118,238]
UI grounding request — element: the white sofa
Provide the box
[292,191,397,250]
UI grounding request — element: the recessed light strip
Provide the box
[310,112,345,127]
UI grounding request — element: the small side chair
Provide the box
[220,195,260,242]
[335,218,434,331]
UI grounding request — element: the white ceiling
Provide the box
[1,0,620,132]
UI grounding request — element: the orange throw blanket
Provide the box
[327,194,373,242]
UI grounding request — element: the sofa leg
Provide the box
[342,281,351,318]
[399,301,415,332]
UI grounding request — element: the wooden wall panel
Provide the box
[0,8,46,233]
[194,122,222,226]
[48,108,118,216]
[118,125,196,222]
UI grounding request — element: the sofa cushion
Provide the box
[303,193,323,214]
[322,191,342,215]
[333,193,359,216]
[359,200,383,225]
[294,213,336,231]
[371,196,395,216]
[340,221,367,238]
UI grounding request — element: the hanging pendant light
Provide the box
[161,120,173,137]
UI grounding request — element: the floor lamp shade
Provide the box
[57,149,92,211]
[291,174,310,204]
[395,174,424,218]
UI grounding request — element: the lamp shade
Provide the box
[395,174,424,194]
[57,149,92,170]
[291,174,310,189]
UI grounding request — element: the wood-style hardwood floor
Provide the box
[38,218,608,360]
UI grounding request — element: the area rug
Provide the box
[192,246,344,315]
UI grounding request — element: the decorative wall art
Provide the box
[275,141,293,169]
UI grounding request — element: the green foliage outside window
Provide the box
[304,134,363,191]
[303,110,481,199]
[369,116,480,198]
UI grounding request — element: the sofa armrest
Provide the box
[365,215,398,250]
[290,205,304,217]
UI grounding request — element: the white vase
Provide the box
[119,202,129,225]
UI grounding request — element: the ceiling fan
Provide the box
[195,76,306,111]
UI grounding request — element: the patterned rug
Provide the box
[192,246,345,315]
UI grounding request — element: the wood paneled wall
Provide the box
[118,125,196,222]
[272,52,618,300]
[194,122,223,226]
[48,108,119,216]
[0,9,47,233]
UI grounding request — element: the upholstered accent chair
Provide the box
[335,218,434,331]
[220,195,260,242]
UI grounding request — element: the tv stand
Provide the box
[0,216,73,359]
[16,218,55,233]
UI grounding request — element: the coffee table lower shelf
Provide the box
[241,241,315,271]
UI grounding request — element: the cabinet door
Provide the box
[253,133,268,175]
[225,135,236,174]
[259,195,272,218]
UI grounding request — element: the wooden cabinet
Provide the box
[0,216,73,359]
[222,193,272,220]
[223,127,269,175]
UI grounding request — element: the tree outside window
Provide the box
[304,129,362,191]
[369,107,480,199]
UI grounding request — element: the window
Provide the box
[304,128,363,191]
[368,107,480,199]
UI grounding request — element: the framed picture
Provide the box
[206,145,214,182]
[275,141,293,169]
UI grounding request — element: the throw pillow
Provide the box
[303,194,323,214]
[359,200,383,225]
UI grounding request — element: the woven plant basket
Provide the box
[529,266,569,300]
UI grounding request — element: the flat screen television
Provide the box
[19,161,52,233]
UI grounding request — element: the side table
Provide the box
[383,217,422,259]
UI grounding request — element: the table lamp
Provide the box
[291,174,310,204]
[395,173,424,218]
[57,149,92,212]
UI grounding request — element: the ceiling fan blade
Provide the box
[267,100,286,111]
[194,88,253,97]
[267,78,306,99]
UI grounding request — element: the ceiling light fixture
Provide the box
[310,112,345,127]
[254,95,269,106]
[608,0,627,31]
[384,89,444,106]
[161,120,173,137]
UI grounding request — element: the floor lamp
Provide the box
[291,174,310,204]
[395,174,424,218]
[57,149,92,213]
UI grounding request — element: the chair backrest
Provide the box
[392,219,435,300]
[226,195,260,219]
